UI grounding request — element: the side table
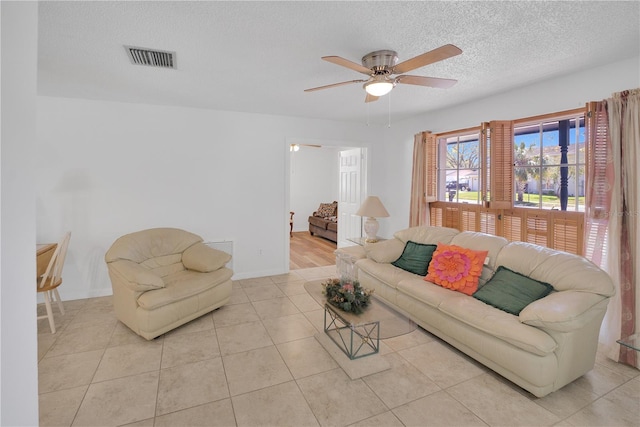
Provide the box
[617,334,640,352]
[347,237,387,245]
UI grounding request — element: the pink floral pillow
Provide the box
[425,243,488,295]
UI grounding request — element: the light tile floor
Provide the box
[38,266,640,426]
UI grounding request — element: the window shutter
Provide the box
[525,212,550,247]
[443,205,460,230]
[425,132,438,201]
[553,214,583,255]
[480,122,490,207]
[430,204,444,226]
[458,205,497,235]
[479,209,498,235]
[461,208,476,232]
[502,209,523,242]
[488,121,514,209]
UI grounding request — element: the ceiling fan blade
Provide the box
[396,75,458,89]
[304,79,366,92]
[322,56,372,75]
[365,93,379,103]
[393,44,462,75]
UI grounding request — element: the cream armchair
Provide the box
[105,228,232,340]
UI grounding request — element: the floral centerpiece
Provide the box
[322,277,374,314]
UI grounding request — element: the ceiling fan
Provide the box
[304,44,462,102]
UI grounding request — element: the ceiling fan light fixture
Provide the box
[364,77,394,97]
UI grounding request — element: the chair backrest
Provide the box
[39,232,71,290]
[105,228,203,278]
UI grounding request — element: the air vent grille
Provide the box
[125,46,176,69]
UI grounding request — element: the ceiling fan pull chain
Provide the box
[388,92,392,128]
[366,101,370,127]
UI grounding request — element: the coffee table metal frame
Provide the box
[323,303,380,360]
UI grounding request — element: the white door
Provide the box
[338,148,364,247]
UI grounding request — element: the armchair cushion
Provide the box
[182,242,231,272]
[137,268,233,310]
[108,259,165,291]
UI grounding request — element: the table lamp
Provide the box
[356,196,390,243]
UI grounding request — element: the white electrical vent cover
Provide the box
[125,46,176,69]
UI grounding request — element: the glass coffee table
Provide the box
[323,303,379,360]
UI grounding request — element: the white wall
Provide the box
[35,56,639,301]
[36,97,377,300]
[1,3,39,425]
[374,56,640,237]
[289,146,340,232]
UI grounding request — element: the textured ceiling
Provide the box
[37,1,640,125]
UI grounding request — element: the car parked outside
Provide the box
[445,180,470,191]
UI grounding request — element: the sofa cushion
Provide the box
[472,266,554,315]
[308,215,330,229]
[394,226,459,245]
[314,202,337,218]
[182,242,231,273]
[392,241,437,276]
[425,244,488,295]
[327,221,338,233]
[137,268,233,310]
[495,241,615,296]
[365,239,406,263]
[437,294,557,356]
[355,259,420,290]
[397,278,464,309]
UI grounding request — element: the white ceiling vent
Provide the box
[125,46,176,69]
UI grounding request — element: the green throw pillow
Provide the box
[472,266,554,315]
[392,241,437,276]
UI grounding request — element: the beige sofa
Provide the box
[105,228,233,340]
[337,226,615,397]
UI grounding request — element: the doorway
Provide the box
[286,140,368,271]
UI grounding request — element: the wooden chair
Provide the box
[289,211,295,237]
[37,232,71,334]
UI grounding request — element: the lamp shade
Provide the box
[356,196,390,218]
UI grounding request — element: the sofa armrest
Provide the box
[519,291,609,332]
[108,259,165,291]
[182,242,231,272]
[364,239,405,263]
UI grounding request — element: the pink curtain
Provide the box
[409,133,428,227]
[584,102,613,266]
[588,89,639,367]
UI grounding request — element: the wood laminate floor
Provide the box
[289,231,336,269]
